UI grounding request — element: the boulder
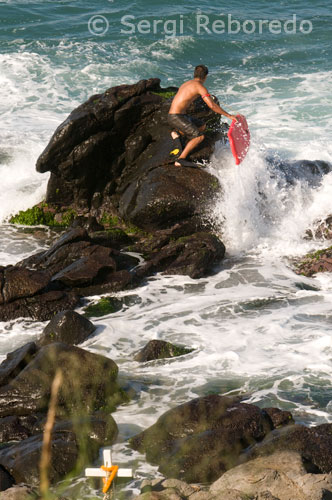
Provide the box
[247,422,332,474]
[129,395,292,483]
[38,310,96,346]
[136,233,225,279]
[0,484,38,499]
[0,415,37,443]
[210,451,332,500]
[0,343,37,386]
[0,225,140,321]
[0,290,81,323]
[134,340,194,362]
[1,268,50,304]
[0,431,78,486]
[295,246,332,277]
[0,467,14,493]
[0,342,120,418]
[305,215,332,240]
[118,164,220,230]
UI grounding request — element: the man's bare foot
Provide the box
[171,130,180,140]
[175,160,181,167]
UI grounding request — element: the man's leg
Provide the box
[175,125,205,166]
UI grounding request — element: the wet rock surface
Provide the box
[0,227,139,322]
[0,342,120,418]
[0,218,226,321]
[0,342,122,491]
[134,340,194,362]
[38,310,96,346]
[136,232,225,280]
[129,395,293,483]
[295,245,332,277]
[131,393,332,495]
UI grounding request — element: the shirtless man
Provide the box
[168,65,237,167]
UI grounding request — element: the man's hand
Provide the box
[228,114,238,122]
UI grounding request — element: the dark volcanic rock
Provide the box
[263,407,293,429]
[0,465,14,492]
[0,342,37,386]
[137,232,226,279]
[129,395,291,483]
[0,342,120,417]
[118,164,220,230]
[134,340,194,362]
[0,431,78,486]
[36,79,162,206]
[51,246,117,287]
[1,268,50,304]
[0,415,40,443]
[38,310,96,346]
[89,229,133,250]
[3,80,228,321]
[0,224,140,321]
[247,422,332,474]
[0,290,81,322]
[35,79,224,229]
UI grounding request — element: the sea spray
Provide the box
[210,138,332,257]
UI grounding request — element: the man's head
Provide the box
[194,65,209,81]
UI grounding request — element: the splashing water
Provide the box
[210,136,332,258]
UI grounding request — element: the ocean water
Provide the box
[1,0,332,497]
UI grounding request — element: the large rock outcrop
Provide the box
[1,220,226,321]
[35,79,225,230]
[135,451,332,500]
[129,395,293,483]
[130,394,332,489]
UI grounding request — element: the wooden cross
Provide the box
[85,449,133,495]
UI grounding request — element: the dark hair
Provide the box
[194,65,209,79]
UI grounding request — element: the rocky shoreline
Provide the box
[2,78,332,499]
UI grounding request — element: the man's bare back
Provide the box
[169,79,208,114]
[169,78,237,121]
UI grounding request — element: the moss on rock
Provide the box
[9,204,77,228]
[84,297,123,318]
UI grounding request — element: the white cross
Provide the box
[85,448,133,480]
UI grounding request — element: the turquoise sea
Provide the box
[1,1,332,497]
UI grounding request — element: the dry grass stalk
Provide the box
[39,369,63,499]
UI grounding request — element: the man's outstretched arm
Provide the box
[201,92,238,121]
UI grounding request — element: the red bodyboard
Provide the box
[227,114,250,165]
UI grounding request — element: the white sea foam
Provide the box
[210,137,332,257]
[214,70,332,160]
